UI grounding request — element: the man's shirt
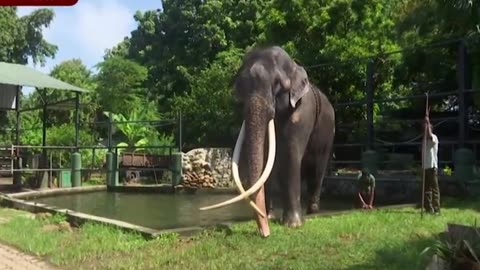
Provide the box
[423,134,439,169]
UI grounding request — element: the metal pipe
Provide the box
[366,60,374,149]
[107,112,112,152]
[74,92,80,151]
[457,40,467,147]
[13,86,21,186]
[178,110,183,152]
[10,145,177,150]
[83,119,176,125]
[18,97,76,113]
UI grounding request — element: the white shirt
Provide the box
[422,134,439,169]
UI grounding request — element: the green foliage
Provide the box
[47,59,98,124]
[421,221,480,268]
[95,56,148,115]
[119,0,268,110]
[46,124,101,169]
[0,7,57,65]
[171,48,244,146]
[0,7,57,133]
[443,165,453,176]
[104,101,175,155]
[2,0,479,151]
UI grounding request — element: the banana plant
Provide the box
[103,105,159,155]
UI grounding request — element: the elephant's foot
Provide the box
[282,211,304,228]
[306,202,320,214]
[267,211,277,220]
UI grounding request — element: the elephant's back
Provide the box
[310,84,335,130]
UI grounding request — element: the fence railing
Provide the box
[325,38,480,176]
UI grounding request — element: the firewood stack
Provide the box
[181,160,216,189]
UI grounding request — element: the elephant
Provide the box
[200,46,335,237]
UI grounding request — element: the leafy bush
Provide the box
[422,221,480,269]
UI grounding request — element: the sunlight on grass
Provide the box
[0,199,478,270]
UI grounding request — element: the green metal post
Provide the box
[113,148,119,185]
[13,86,22,186]
[171,152,183,186]
[71,152,81,187]
[106,151,118,187]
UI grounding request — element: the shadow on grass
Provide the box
[441,196,480,212]
[344,235,436,270]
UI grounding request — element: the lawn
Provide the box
[0,197,478,270]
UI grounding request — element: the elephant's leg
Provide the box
[307,141,333,214]
[264,140,280,220]
[265,177,276,220]
[281,145,305,228]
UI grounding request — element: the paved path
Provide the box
[0,242,58,270]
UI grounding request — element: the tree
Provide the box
[0,7,58,134]
[95,56,148,115]
[47,59,97,124]
[171,48,244,147]
[256,0,407,142]
[114,0,269,111]
[0,7,57,65]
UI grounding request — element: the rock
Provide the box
[181,147,234,189]
[41,224,59,232]
[425,255,449,270]
[58,221,73,232]
[35,212,52,220]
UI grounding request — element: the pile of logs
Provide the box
[181,162,217,189]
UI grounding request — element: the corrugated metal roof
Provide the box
[0,61,90,93]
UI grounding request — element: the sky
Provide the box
[17,0,162,95]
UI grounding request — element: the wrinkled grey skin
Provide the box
[233,46,336,227]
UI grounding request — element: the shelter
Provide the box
[0,61,90,187]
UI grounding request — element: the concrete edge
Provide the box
[7,185,107,199]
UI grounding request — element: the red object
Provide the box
[0,0,78,6]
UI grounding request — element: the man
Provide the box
[422,116,440,215]
[356,168,375,209]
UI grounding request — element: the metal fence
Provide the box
[317,38,480,175]
[0,113,183,187]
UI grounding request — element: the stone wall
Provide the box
[181,148,233,189]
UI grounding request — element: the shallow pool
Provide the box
[33,191,353,230]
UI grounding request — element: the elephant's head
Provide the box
[200,46,311,237]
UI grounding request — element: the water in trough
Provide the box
[33,191,353,230]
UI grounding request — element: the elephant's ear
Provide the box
[289,64,310,108]
[274,69,291,91]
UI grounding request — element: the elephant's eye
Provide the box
[272,83,283,96]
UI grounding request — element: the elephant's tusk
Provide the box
[199,120,276,211]
[230,121,266,218]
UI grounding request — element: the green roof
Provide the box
[0,61,89,93]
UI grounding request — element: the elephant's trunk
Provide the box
[198,96,276,237]
[244,97,270,237]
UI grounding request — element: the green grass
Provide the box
[0,198,479,270]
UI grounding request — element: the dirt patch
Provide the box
[338,232,362,242]
[41,221,73,233]
[0,242,61,270]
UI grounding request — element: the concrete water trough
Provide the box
[0,183,422,239]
